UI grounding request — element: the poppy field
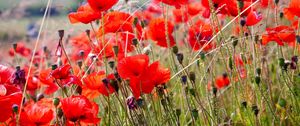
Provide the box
[1,0,300,125]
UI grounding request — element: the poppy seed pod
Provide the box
[189,72,196,83]
[77,60,83,68]
[13,43,18,51]
[133,17,138,26]
[132,38,138,46]
[53,98,60,107]
[172,46,179,54]
[176,53,184,64]
[140,20,146,28]
[212,87,218,96]
[278,98,287,108]
[233,38,238,47]
[76,86,82,95]
[240,19,246,27]
[113,46,119,56]
[110,79,119,92]
[58,30,64,38]
[279,12,284,19]
[241,101,247,108]
[200,52,206,60]
[51,64,58,70]
[108,61,115,69]
[296,35,300,43]
[256,68,262,75]
[255,76,261,85]
[275,0,279,4]
[12,104,18,113]
[85,29,90,37]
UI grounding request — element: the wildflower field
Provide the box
[1,0,300,125]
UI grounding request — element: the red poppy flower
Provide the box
[8,42,31,57]
[69,3,102,24]
[187,2,202,16]
[97,11,142,37]
[188,20,216,51]
[147,18,175,48]
[39,69,58,94]
[158,0,189,8]
[20,101,54,125]
[215,74,230,89]
[51,64,71,79]
[234,54,247,79]
[0,84,22,122]
[0,65,13,84]
[61,95,100,124]
[87,0,118,12]
[83,72,115,96]
[173,8,189,23]
[284,0,300,19]
[262,26,296,46]
[245,11,262,26]
[117,54,170,98]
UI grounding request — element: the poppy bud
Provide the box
[212,87,218,96]
[292,56,298,63]
[126,96,137,110]
[255,35,259,42]
[76,86,82,95]
[240,19,246,27]
[141,20,146,28]
[176,53,184,64]
[58,30,64,39]
[181,75,187,84]
[233,38,238,47]
[172,46,179,54]
[189,72,196,83]
[256,68,261,75]
[274,0,279,4]
[16,66,20,71]
[222,72,228,78]
[241,101,247,108]
[12,104,18,113]
[43,46,48,52]
[85,29,90,37]
[132,38,138,46]
[200,52,206,60]
[13,43,18,51]
[229,57,233,70]
[133,17,138,26]
[137,98,144,107]
[51,64,58,70]
[238,0,244,9]
[113,46,119,56]
[189,88,196,97]
[77,60,83,68]
[108,61,115,69]
[191,109,199,119]
[244,32,249,37]
[296,35,300,43]
[57,108,64,118]
[102,78,109,87]
[278,98,287,108]
[36,93,44,101]
[79,50,85,57]
[278,58,285,68]
[279,12,284,19]
[255,76,261,85]
[53,97,60,107]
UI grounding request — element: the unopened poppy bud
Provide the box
[36,93,44,101]
[189,88,196,97]
[233,38,238,47]
[256,68,261,75]
[292,56,298,63]
[274,0,279,4]
[229,57,233,70]
[43,46,48,52]
[278,58,285,68]
[126,96,137,110]
[290,62,297,70]
[52,64,58,70]
[279,12,284,19]
[244,32,249,37]
[200,52,206,60]
[77,60,83,68]
[181,75,187,84]
[278,98,287,108]
[102,78,109,87]
[53,97,60,107]
[133,17,138,26]
[241,101,247,108]
[240,19,246,27]
[238,0,244,9]
[212,87,218,96]
[12,104,18,113]
[137,98,144,107]
[191,109,199,119]
[296,35,300,43]
[222,73,228,78]
[189,72,196,83]
[85,29,90,37]
[58,30,64,38]
[108,61,115,69]
[255,76,261,85]
[172,46,179,54]
[13,43,18,51]
[113,46,119,56]
[79,50,85,57]
[132,38,138,46]
[176,53,184,64]
[57,108,63,118]
[140,20,146,28]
